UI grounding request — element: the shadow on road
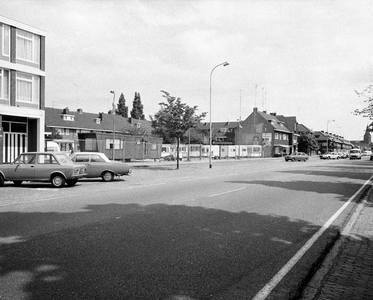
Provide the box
[0,202,338,300]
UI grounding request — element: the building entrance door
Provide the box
[2,119,28,163]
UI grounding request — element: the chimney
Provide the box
[253,107,258,112]
[62,107,70,114]
[77,108,83,114]
[99,112,103,120]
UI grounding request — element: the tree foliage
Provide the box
[130,92,145,120]
[353,85,373,121]
[151,90,206,168]
[117,93,128,118]
[297,133,319,154]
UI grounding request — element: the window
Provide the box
[62,115,75,121]
[90,155,105,162]
[105,139,121,150]
[16,29,40,64]
[16,72,39,103]
[275,133,279,139]
[16,154,36,164]
[38,154,57,164]
[74,155,89,163]
[2,24,10,56]
[0,69,9,100]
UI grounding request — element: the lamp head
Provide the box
[110,91,114,94]
[223,62,229,66]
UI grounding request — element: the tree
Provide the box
[117,93,128,118]
[353,85,373,121]
[130,92,145,120]
[297,133,319,155]
[151,90,206,169]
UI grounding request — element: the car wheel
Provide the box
[292,158,295,162]
[102,171,114,182]
[66,179,78,186]
[0,175,4,187]
[13,180,23,186]
[51,175,65,188]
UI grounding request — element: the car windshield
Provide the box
[350,150,360,154]
[54,153,74,164]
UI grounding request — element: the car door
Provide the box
[88,154,107,177]
[8,154,36,180]
[34,154,59,180]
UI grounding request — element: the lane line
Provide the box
[252,175,373,300]
[209,187,246,197]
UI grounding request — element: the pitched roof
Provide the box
[257,112,292,132]
[44,107,144,133]
[297,123,313,133]
[276,115,297,132]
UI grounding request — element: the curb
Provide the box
[299,184,372,300]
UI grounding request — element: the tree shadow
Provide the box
[0,203,338,300]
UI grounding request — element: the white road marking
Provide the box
[252,175,373,300]
[208,187,247,197]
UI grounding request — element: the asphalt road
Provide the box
[1,156,372,300]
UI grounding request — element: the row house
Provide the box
[205,107,356,157]
[314,131,354,153]
[202,108,295,157]
[0,16,46,163]
[45,107,162,161]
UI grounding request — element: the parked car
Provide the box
[70,152,131,181]
[0,152,86,188]
[338,152,348,159]
[362,150,372,156]
[160,151,183,161]
[349,149,362,160]
[284,152,309,162]
[321,152,340,159]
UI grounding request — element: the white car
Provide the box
[321,152,340,159]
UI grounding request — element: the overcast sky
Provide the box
[2,0,373,140]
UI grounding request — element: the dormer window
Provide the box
[94,118,101,124]
[62,114,75,121]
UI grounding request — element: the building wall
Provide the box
[0,16,46,163]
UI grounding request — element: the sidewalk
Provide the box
[302,189,373,300]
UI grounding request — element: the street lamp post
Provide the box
[326,119,335,153]
[209,61,229,168]
[110,90,115,161]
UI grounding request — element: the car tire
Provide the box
[13,180,23,186]
[66,179,78,186]
[292,158,295,162]
[0,175,4,187]
[102,171,114,182]
[51,175,65,188]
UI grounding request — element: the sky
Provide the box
[2,0,373,140]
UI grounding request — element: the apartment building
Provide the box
[0,16,46,163]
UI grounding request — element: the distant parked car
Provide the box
[349,149,362,160]
[338,152,348,159]
[362,150,372,156]
[70,152,131,182]
[284,152,309,162]
[321,152,340,159]
[0,152,86,187]
[160,151,183,161]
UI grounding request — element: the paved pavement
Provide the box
[302,187,373,300]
